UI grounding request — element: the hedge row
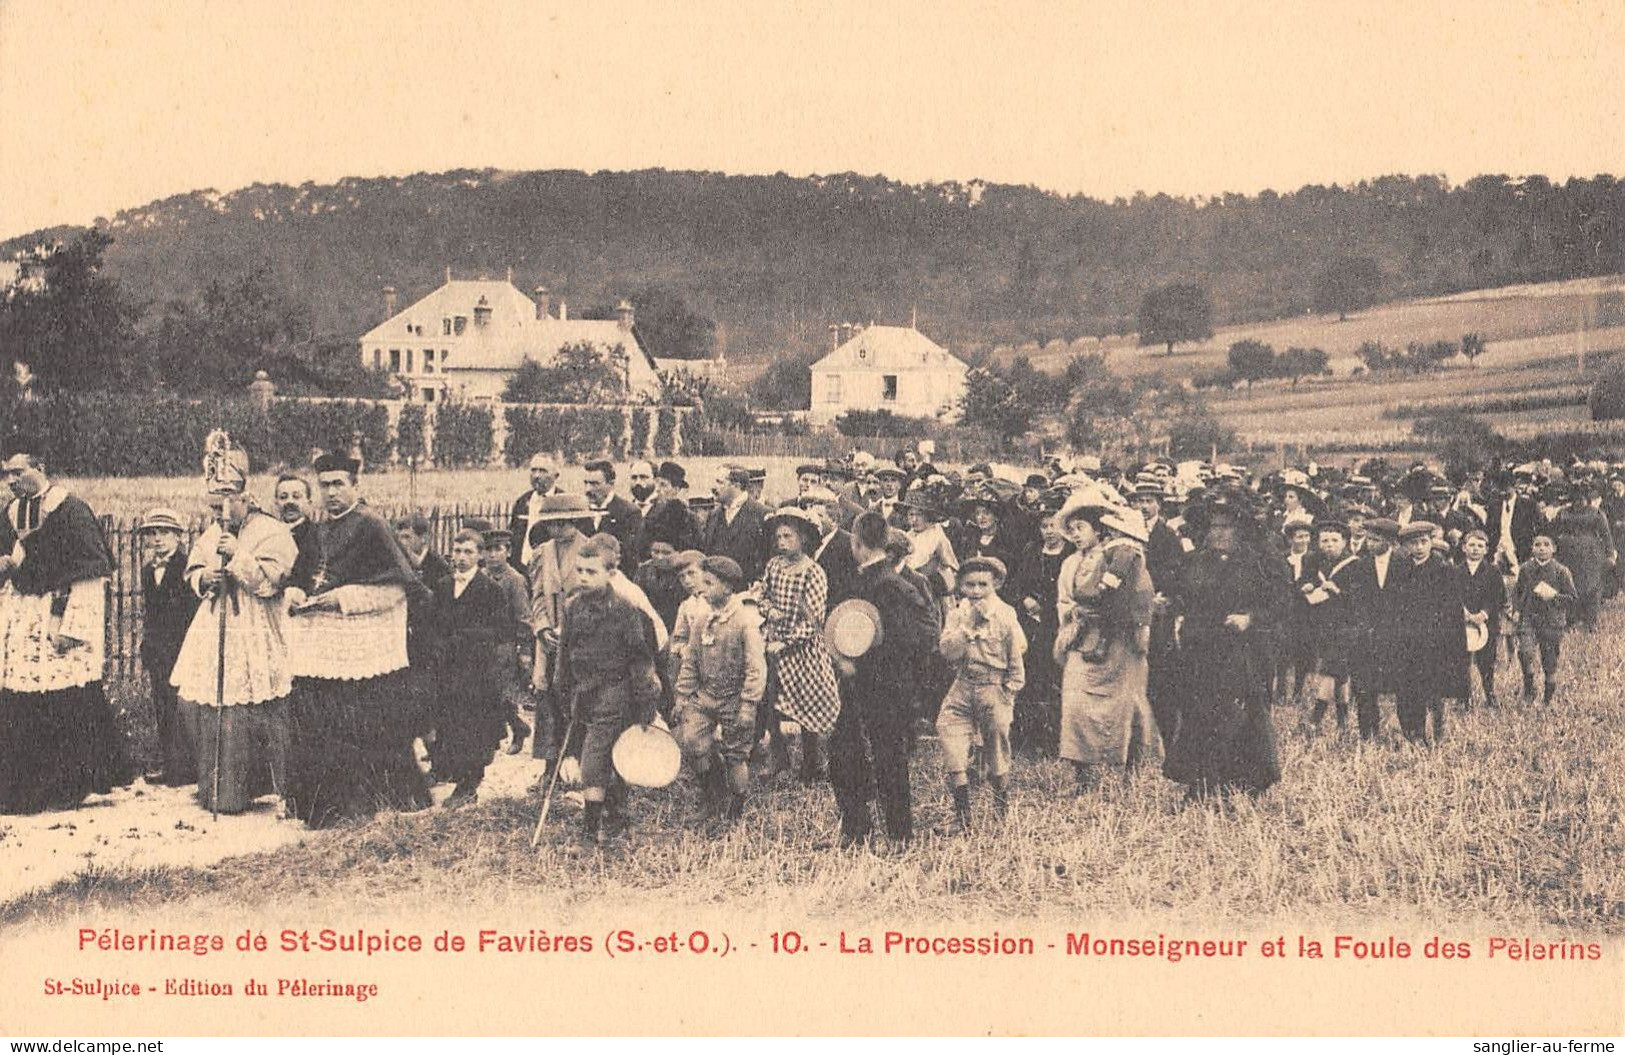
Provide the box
[1380,388,1588,420]
[0,393,385,476]
[0,392,700,477]
[501,404,695,466]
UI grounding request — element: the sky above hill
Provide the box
[1,0,1620,240]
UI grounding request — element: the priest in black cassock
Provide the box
[283,453,431,827]
[0,451,132,814]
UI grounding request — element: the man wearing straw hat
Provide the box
[171,443,299,815]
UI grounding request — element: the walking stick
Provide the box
[530,713,577,849]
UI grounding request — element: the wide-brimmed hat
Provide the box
[764,504,823,548]
[531,494,601,523]
[612,722,681,788]
[898,482,954,521]
[1099,505,1150,543]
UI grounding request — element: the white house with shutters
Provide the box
[807,322,969,426]
[357,274,663,403]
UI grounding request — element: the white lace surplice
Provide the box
[0,578,107,692]
[286,584,409,680]
[170,518,297,707]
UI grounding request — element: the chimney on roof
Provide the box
[828,323,841,351]
[559,299,568,321]
[534,286,550,320]
[383,286,398,318]
[615,299,635,333]
[839,322,854,345]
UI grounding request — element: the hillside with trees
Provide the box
[2,169,1620,388]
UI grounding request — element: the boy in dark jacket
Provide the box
[138,508,200,785]
[827,513,939,847]
[1512,534,1578,704]
[429,529,512,806]
[556,538,662,845]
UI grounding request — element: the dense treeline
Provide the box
[3,169,1620,371]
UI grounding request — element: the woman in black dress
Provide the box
[1010,503,1072,753]
[1164,489,1286,800]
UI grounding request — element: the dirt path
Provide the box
[0,745,549,903]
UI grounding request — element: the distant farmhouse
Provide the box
[358,272,663,402]
[808,321,969,426]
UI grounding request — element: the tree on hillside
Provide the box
[502,342,629,403]
[1064,353,1139,448]
[1138,283,1213,356]
[584,286,717,360]
[152,266,310,393]
[1313,256,1383,320]
[747,347,816,410]
[1278,346,1330,386]
[0,230,145,391]
[1226,339,1276,389]
[1460,332,1488,365]
[960,367,1034,447]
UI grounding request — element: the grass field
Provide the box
[6,603,1622,936]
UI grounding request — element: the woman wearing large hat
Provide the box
[1162,488,1283,800]
[758,505,842,782]
[1053,488,1159,791]
[900,482,961,600]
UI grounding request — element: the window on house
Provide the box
[883,375,898,401]
[389,349,401,372]
[372,349,382,370]
[440,349,449,367]
[424,349,435,374]
[423,388,437,403]
[442,318,452,336]
[406,348,415,373]
[826,374,842,403]
[454,316,467,336]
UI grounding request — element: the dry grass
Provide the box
[7,611,1623,936]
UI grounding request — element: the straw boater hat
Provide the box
[138,507,185,534]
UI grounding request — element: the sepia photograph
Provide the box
[0,0,1621,1039]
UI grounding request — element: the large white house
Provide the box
[807,322,969,425]
[357,274,662,402]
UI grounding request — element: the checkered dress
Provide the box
[761,555,843,735]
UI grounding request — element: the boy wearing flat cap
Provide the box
[936,555,1026,828]
[673,555,767,822]
[1391,521,1466,745]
